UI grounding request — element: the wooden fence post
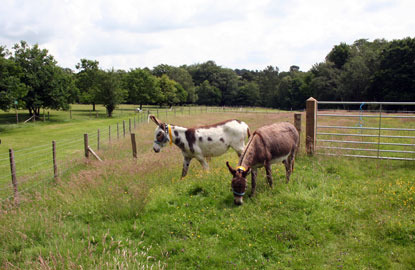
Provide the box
[52,141,58,179]
[84,134,89,159]
[134,116,136,129]
[117,123,119,139]
[123,120,126,138]
[306,97,317,155]
[131,133,137,158]
[294,113,302,150]
[9,149,19,206]
[109,126,111,143]
[97,129,100,150]
[129,119,131,133]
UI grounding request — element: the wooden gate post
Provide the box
[294,113,302,150]
[9,149,19,206]
[306,97,317,155]
[131,133,137,158]
[52,141,58,179]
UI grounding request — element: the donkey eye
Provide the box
[157,132,164,142]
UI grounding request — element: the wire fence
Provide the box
[0,105,283,205]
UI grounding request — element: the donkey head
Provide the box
[149,115,170,153]
[226,161,251,205]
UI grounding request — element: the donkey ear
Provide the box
[242,167,251,177]
[226,161,236,176]
[149,115,161,126]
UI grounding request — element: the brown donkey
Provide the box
[226,122,299,205]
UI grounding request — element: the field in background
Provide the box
[0,108,414,269]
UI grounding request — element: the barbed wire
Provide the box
[0,172,10,179]
[13,154,52,165]
[13,175,53,199]
[56,138,84,148]
[0,181,11,191]
[0,162,10,169]
[15,159,53,176]
[12,141,53,154]
[0,156,10,162]
[16,168,53,186]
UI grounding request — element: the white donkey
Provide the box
[150,115,250,177]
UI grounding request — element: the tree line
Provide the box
[1,38,414,117]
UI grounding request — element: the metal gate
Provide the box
[309,100,415,161]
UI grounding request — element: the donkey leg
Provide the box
[181,156,192,178]
[196,156,209,170]
[249,168,257,197]
[283,158,292,183]
[265,162,273,187]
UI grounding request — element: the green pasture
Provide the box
[0,109,414,269]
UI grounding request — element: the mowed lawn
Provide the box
[0,110,414,269]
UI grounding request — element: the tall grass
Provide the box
[1,110,414,269]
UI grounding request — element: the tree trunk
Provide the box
[140,104,143,110]
[92,103,96,111]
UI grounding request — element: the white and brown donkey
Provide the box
[150,115,250,177]
[226,122,299,205]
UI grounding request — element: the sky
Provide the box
[1,0,414,72]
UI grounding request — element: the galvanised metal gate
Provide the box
[306,99,415,161]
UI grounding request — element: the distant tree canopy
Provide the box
[1,37,414,116]
[10,41,75,116]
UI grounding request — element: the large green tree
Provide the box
[157,74,181,106]
[96,69,127,117]
[196,80,221,106]
[0,46,28,111]
[125,68,161,109]
[326,43,351,69]
[75,59,100,111]
[257,66,280,107]
[153,64,197,103]
[12,41,72,116]
[370,37,415,102]
[234,81,259,106]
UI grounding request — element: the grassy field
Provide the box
[0,109,414,269]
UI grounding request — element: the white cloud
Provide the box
[0,0,414,71]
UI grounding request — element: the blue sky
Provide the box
[1,0,414,72]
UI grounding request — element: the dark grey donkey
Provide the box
[226,122,299,205]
